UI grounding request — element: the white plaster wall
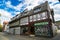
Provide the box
[4,24,9,33]
[52,23,57,36]
[15,27,20,35]
[20,27,24,34]
[20,17,28,25]
[9,28,14,34]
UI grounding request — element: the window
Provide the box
[15,21,19,25]
[20,17,28,25]
[37,14,41,20]
[34,8,41,13]
[36,12,47,20]
[30,16,33,22]
[24,17,28,24]
[9,21,19,26]
[40,13,42,20]
[33,15,37,21]
[41,12,47,19]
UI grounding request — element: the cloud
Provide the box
[51,3,60,21]
[53,4,60,10]
[24,0,60,21]
[47,0,60,21]
[0,0,60,22]
[54,9,60,21]
[5,0,46,11]
[0,9,12,24]
[15,12,20,15]
[0,9,12,18]
[48,0,58,2]
[54,14,60,21]
[5,1,24,11]
[25,0,46,10]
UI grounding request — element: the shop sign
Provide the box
[34,8,41,13]
[34,22,48,26]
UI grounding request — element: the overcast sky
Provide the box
[0,0,60,24]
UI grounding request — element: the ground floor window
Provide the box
[34,22,51,36]
[20,27,28,34]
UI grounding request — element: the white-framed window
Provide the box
[20,17,28,25]
[15,21,19,25]
[36,14,41,20]
[10,21,19,26]
[41,12,47,19]
[33,15,37,21]
[34,8,41,13]
[30,16,33,22]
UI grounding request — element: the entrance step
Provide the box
[29,35,35,37]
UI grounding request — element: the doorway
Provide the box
[30,26,35,34]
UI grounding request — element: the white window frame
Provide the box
[30,16,33,22]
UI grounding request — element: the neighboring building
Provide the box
[3,21,9,33]
[56,21,60,29]
[8,1,57,37]
[9,14,20,35]
[56,21,60,25]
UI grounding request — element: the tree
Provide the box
[0,14,1,24]
[0,24,3,32]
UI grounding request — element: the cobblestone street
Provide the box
[0,30,60,40]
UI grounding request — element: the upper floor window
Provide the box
[33,15,37,21]
[36,14,41,20]
[35,12,47,21]
[41,12,47,19]
[34,7,41,13]
[30,16,33,22]
[20,17,28,25]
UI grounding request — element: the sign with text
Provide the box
[34,22,51,36]
[34,22,48,26]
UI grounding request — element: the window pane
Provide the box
[30,16,33,22]
[41,12,47,19]
[33,15,36,21]
[20,17,28,25]
[40,13,42,20]
[37,14,40,20]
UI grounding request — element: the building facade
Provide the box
[3,21,9,33]
[8,1,57,37]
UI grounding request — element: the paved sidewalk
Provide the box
[15,35,51,40]
[0,32,51,40]
[0,30,60,40]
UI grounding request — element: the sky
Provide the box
[0,0,60,24]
